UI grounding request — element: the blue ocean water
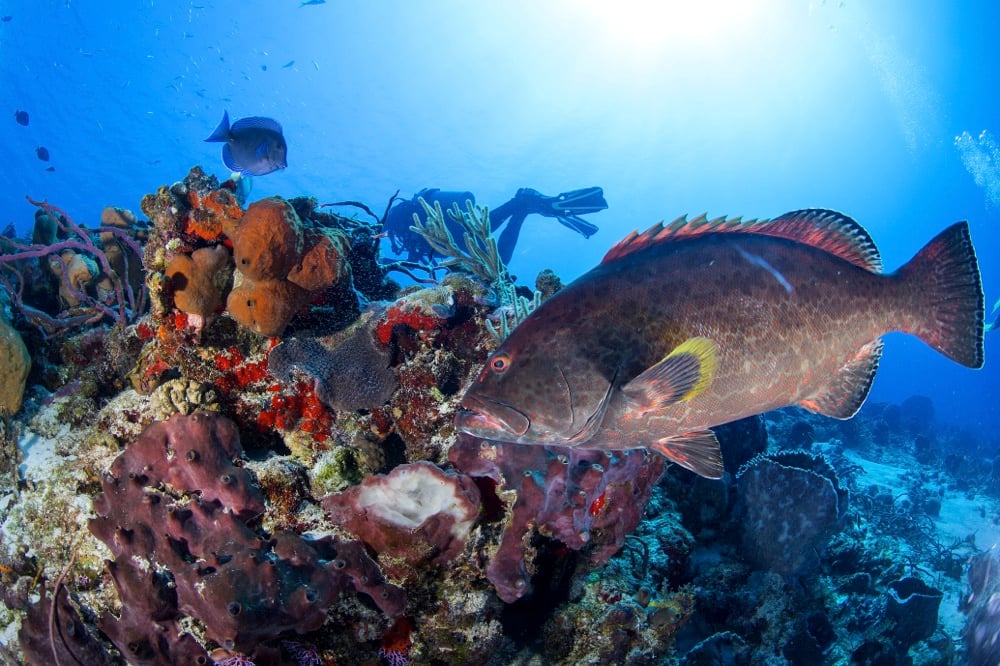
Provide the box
[2,0,997,435]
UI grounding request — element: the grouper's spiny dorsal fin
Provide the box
[602,209,883,273]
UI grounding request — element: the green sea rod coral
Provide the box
[410,197,507,285]
[409,197,541,341]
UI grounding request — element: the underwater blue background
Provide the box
[2,1,998,434]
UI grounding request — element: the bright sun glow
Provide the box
[573,0,771,58]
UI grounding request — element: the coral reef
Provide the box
[0,199,146,337]
[2,166,995,665]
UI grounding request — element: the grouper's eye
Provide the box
[490,352,511,373]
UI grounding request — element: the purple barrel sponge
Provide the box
[736,449,848,577]
[321,461,481,581]
[449,434,665,603]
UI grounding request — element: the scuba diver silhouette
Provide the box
[383,186,608,266]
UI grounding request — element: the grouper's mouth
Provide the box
[455,395,530,438]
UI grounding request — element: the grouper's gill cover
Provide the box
[460,313,620,444]
[456,209,985,480]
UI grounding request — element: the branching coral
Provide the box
[0,198,147,336]
[409,197,507,285]
[408,199,541,342]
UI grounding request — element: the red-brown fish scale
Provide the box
[593,236,890,438]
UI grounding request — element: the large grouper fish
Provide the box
[456,209,985,479]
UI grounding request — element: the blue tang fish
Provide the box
[204,111,287,176]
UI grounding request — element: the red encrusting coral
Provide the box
[379,617,413,666]
[255,380,333,445]
[213,344,273,393]
[184,188,244,242]
[376,302,448,345]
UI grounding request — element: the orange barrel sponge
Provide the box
[287,227,351,293]
[230,197,303,281]
[227,278,308,338]
[166,245,234,324]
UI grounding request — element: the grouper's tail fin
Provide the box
[897,221,984,368]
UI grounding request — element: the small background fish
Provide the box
[14,110,28,126]
[204,111,287,176]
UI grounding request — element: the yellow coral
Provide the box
[0,317,30,414]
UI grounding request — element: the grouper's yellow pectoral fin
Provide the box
[622,337,718,413]
[649,429,724,479]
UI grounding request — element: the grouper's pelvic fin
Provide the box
[649,429,724,479]
[798,339,883,419]
[623,337,718,413]
[896,221,985,369]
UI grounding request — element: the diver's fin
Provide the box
[555,213,600,238]
[623,337,718,412]
[519,186,606,238]
[649,429,724,479]
[798,339,883,419]
[204,110,231,142]
[551,186,608,215]
[551,187,605,237]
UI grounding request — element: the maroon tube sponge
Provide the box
[321,462,481,581]
[90,412,405,657]
[109,409,265,520]
[449,435,665,603]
